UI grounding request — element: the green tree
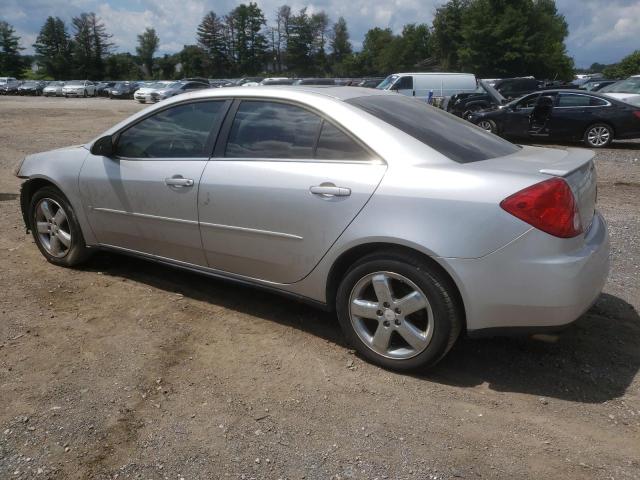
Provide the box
[104,52,139,80]
[136,27,159,77]
[310,12,330,74]
[432,0,468,71]
[33,17,73,79]
[330,17,352,64]
[0,21,24,77]
[178,45,206,77]
[359,27,395,75]
[286,8,315,75]
[71,12,113,79]
[273,5,291,72]
[227,3,267,75]
[457,0,573,80]
[602,50,640,79]
[197,11,229,77]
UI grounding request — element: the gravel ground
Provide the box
[0,96,639,480]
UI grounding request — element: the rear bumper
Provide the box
[445,211,610,334]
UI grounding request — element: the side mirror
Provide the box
[91,135,115,157]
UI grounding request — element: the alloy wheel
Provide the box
[587,126,610,147]
[477,120,494,132]
[34,198,72,258]
[349,271,434,360]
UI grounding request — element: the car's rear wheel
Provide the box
[477,119,497,134]
[336,251,463,371]
[29,186,91,267]
[584,123,612,148]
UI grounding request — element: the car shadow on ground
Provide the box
[526,139,640,150]
[85,252,639,404]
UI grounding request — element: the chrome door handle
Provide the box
[310,185,351,197]
[165,176,194,187]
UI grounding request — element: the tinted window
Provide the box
[514,93,541,109]
[347,95,520,163]
[116,101,225,158]
[226,101,322,159]
[396,76,413,90]
[558,94,607,107]
[315,121,370,160]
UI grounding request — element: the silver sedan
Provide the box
[16,86,610,370]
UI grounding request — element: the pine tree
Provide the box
[0,21,24,77]
[197,12,228,76]
[33,17,73,79]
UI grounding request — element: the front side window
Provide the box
[395,76,413,90]
[514,93,541,109]
[225,101,322,159]
[116,101,225,158]
[347,94,520,163]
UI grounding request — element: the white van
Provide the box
[377,72,477,108]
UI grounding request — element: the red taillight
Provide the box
[633,111,640,120]
[500,177,583,238]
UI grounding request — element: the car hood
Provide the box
[479,80,507,105]
[136,88,159,94]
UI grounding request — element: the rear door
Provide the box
[79,99,230,265]
[549,93,596,140]
[198,99,386,284]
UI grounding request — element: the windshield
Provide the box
[600,77,640,94]
[164,82,181,89]
[376,75,399,90]
[23,81,37,86]
[347,94,520,163]
[49,81,63,86]
[67,80,83,86]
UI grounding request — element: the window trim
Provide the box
[213,98,382,164]
[112,98,233,161]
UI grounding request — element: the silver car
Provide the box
[43,81,65,97]
[15,87,610,371]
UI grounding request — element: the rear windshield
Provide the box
[346,95,520,163]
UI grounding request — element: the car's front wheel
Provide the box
[29,186,91,267]
[584,123,613,148]
[477,119,497,134]
[336,251,463,371]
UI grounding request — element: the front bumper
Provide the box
[63,90,84,96]
[445,211,610,334]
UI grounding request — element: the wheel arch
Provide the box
[325,242,467,331]
[19,176,64,232]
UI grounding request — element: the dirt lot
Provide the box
[0,96,639,480]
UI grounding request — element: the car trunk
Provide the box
[473,146,597,231]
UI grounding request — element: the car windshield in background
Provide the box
[67,81,83,86]
[346,94,520,163]
[600,77,640,94]
[376,75,398,90]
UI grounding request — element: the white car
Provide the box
[43,81,65,97]
[62,80,96,97]
[600,75,640,104]
[134,81,173,103]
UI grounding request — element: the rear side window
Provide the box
[116,101,225,158]
[315,121,370,160]
[226,101,322,159]
[347,95,520,163]
[558,94,608,107]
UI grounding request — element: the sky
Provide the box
[1,0,638,68]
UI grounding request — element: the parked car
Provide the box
[259,78,296,86]
[134,81,173,103]
[16,86,609,371]
[109,82,139,99]
[17,80,46,96]
[62,80,97,97]
[209,79,235,88]
[0,77,20,94]
[448,80,508,118]
[599,75,640,104]
[468,89,640,148]
[96,82,117,97]
[357,77,385,88]
[579,79,617,92]
[43,81,65,97]
[293,78,336,86]
[376,72,477,109]
[149,81,210,102]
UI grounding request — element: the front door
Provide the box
[198,99,386,284]
[79,100,229,265]
[502,93,541,137]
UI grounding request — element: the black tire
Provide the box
[583,123,613,148]
[28,186,91,267]
[476,118,497,134]
[336,250,463,371]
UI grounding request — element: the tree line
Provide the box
[1,0,580,81]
